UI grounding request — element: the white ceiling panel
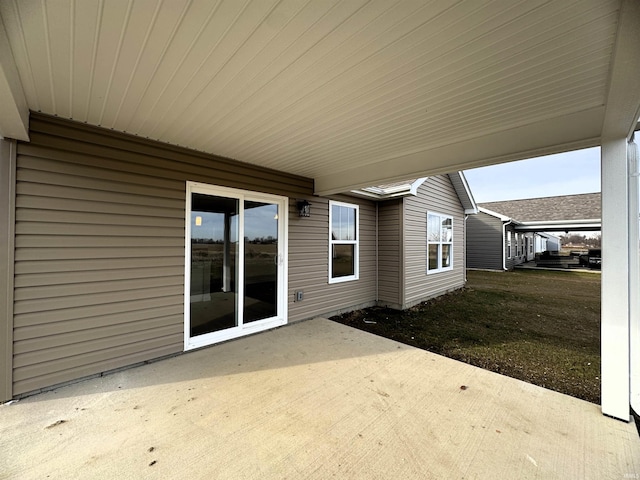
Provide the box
[1,0,638,193]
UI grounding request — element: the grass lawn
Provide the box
[330,269,601,404]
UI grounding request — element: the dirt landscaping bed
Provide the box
[331,269,601,404]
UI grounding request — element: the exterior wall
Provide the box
[466,211,504,270]
[507,226,529,269]
[525,232,536,261]
[545,235,561,251]
[402,176,465,308]
[288,194,377,322]
[377,199,403,308]
[10,114,375,397]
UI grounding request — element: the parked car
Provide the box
[587,249,601,269]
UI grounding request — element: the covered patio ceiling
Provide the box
[1,0,639,195]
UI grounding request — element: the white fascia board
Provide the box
[516,223,601,232]
[351,178,427,200]
[314,108,603,196]
[0,20,28,141]
[601,0,640,142]
[408,177,428,196]
[515,219,601,231]
[452,171,478,214]
[478,207,511,222]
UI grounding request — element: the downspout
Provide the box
[464,215,468,282]
[502,219,512,271]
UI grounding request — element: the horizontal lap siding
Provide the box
[13,114,313,396]
[466,212,504,270]
[377,200,402,308]
[403,176,465,308]
[288,195,377,322]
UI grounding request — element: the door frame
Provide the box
[184,181,288,351]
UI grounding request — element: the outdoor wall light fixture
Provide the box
[297,200,311,217]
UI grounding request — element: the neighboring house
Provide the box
[0,114,476,400]
[466,193,600,271]
[466,207,536,271]
[536,232,561,253]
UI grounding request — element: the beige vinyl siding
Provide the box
[466,212,505,270]
[403,176,465,309]
[377,199,402,308]
[12,113,314,396]
[288,194,377,322]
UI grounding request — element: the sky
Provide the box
[464,146,601,204]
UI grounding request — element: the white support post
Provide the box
[628,139,639,415]
[601,138,631,421]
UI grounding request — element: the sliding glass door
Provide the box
[185,183,287,350]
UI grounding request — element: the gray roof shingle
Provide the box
[479,192,601,222]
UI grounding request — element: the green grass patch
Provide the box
[331,269,601,404]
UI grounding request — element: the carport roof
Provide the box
[479,192,601,232]
[479,192,601,223]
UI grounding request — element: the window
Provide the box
[507,231,512,259]
[515,232,520,256]
[329,201,359,283]
[427,212,453,274]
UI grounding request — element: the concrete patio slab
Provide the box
[1,318,638,479]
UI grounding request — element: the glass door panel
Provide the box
[186,183,287,350]
[189,193,238,337]
[243,201,279,323]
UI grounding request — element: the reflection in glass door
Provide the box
[244,201,279,323]
[185,183,287,350]
[189,193,239,337]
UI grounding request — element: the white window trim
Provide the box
[507,230,512,259]
[329,200,359,283]
[427,211,454,274]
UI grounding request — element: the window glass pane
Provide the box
[332,244,355,277]
[190,193,238,337]
[346,207,356,240]
[427,214,441,241]
[428,244,439,270]
[441,244,451,268]
[331,204,340,240]
[243,201,278,323]
[332,205,356,241]
[442,217,453,242]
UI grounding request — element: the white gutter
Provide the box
[350,177,428,200]
[515,219,601,231]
